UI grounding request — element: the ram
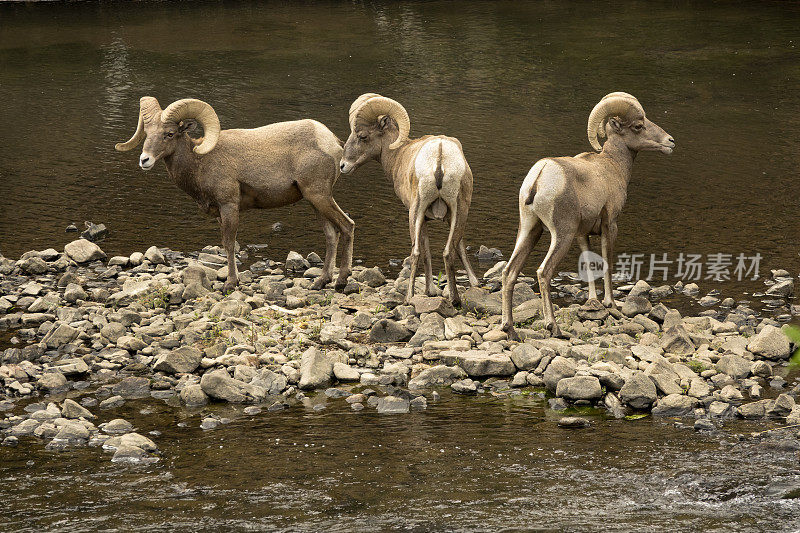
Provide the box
[115,97,354,292]
[501,92,675,340]
[339,94,479,305]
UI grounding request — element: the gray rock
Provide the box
[105,432,157,452]
[461,287,502,316]
[153,346,202,374]
[376,396,410,414]
[619,373,658,409]
[409,313,445,347]
[100,322,126,343]
[747,325,791,360]
[99,395,125,409]
[715,354,751,380]
[750,360,772,378]
[359,267,386,288]
[440,350,515,377]
[650,374,683,396]
[694,418,715,431]
[37,371,68,391]
[64,239,106,263]
[555,376,602,401]
[509,343,542,371]
[61,399,95,419]
[577,298,609,321]
[720,384,744,403]
[117,335,147,352]
[621,295,652,317]
[558,416,591,428]
[209,299,251,319]
[285,251,310,271]
[369,319,412,343]
[54,357,89,376]
[542,356,577,393]
[298,347,337,390]
[409,365,468,389]
[180,384,209,406]
[765,279,794,297]
[112,377,150,399]
[651,394,694,416]
[766,394,795,418]
[333,362,360,381]
[409,295,456,317]
[451,378,478,394]
[111,444,149,463]
[101,419,134,434]
[64,283,87,303]
[660,325,695,355]
[19,256,49,275]
[42,322,79,349]
[144,246,166,265]
[737,399,772,419]
[200,369,264,402]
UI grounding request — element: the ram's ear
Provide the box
[378,115,392,131]
[608,117,624,134]
[178,119,198,134]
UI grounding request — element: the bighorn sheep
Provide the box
[339,94,479,305]
[501,92,675,340]
[115,97,354,292]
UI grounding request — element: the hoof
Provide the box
[334,280,348,292]
[502,324,520,342]
[310,278,330,291]
[222,281,238,294]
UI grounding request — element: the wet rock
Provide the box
[200,417,219,430]
[52,420,90,442]
[112,377,151,399]
[409,313,445,347]
[64,239,106,263]
[750,360,772,378]
[765,279,794,297]
[117,336,147,352]
[409,295,456,317]
[440,350,515,377]
[81,222,108,243]
[409,365,468,389]
[61,399,94,419]
[376,396,410,413]
[542,356,577,393]
[153,346,202,374]
[619,373,658,409]
[720,384,744,404]
[201,369,264,402]
[298,347,337,390]
[101,419,134,434]
[558,416,591,428]
[180,384,208,406]
[737,399,772,419]
[747,325,791,360]
[652,394,694,416]
[105,432,157,452]
[715,354,751,380]
[650,374,683,396]
[476,245,502,261]
[359,267,386,288]
[694,418,715,431]
[766,394,795,418]
[556,375,602,401]
[99,395,125,409]
[451,378,478,394]
[54,357,89,376]
[19,256,48,275]
[369,319,412,343]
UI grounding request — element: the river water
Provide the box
[1,1,800,530]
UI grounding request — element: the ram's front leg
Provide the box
[219,203,240,293]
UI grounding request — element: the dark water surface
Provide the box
[2,390,800,532]
[1,1,798,304]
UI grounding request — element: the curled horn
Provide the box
[586,92,644,151]
[115,96,161,152]
[350,94,410,149]
[160,98,221,155]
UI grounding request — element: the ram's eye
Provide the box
[357,133,368,141]
[633,124,643,132]
[166,132,174,138]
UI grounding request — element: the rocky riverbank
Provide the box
[0,239,798,463]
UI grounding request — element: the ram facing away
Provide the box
[339,94,479,306]
[501,92,675,340]
[115,97,354,292]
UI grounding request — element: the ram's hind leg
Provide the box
[419,225,434,296]
[309,208,337,290]
[442,200,470,307]
[406,201,426,304]
[501,217,544,341]
[306,193,354,292]
[220,203,240,294]
[537,228,575,338]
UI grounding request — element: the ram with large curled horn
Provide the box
[339,93,479,305]
[116,96,354,292]
[500,92,675,340]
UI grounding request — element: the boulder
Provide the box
[577,298,609,321]
[555,375,602,401]
[409,313,445,347]
[542,356,577,393]
[660,325,695,355]
[409,365,468,389]
[200,369,264,402]
[37,371,68,391]
[621,295,651,317]
[619,373,658,409]
[652,394,694,416]
[509,343,543,371]
[285,251,310,271]
[359,267,386,288]
[747,325,791,360]
[61,398,95,419]
[144,246,165,265]
[440,350,515,377]
[64,239,106,263]
[153,346,202,374]
[715,354,751,380]
[369,319,412,343]
[112,376,150,399]
[461,287,501,316]
[209,299,251,319]
[298,347,338,390]
[409,295,456,317]
[376,396,410,414]
[333,362,360,381]
[53,357,89,376]
[42,322,79,349]
[180,384,209,406]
